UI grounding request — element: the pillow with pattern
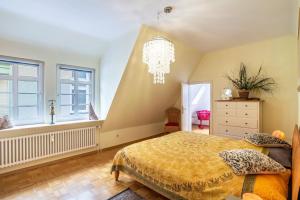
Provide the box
[219,149,286,175]
[244,133,291,148]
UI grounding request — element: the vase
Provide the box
[238,90,250,99]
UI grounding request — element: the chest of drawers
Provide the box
[214,100,262,139]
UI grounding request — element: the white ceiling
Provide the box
[0,0,296,55]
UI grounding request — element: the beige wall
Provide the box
[190,35,298,141]
[102,25,202,132]
[0,38,101,122]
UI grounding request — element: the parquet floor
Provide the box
[0,147,168,200]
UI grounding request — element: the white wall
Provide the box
[0,38,101,123]
[189,84,211,125]
[99,28,139,120]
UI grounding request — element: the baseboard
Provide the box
[100,122,164,149]
[101,132,166,151]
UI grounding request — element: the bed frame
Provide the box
[114,126,300,200]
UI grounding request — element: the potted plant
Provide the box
[226,63,276,99]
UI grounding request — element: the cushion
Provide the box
[165,122,179,126]
[0,115,13,130]
[267,147,292,169]
[219,149,286,175]
[89,103,98,120]
[244,133,291,148]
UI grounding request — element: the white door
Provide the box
[181,83,191,131]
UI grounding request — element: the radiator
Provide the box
[0,127,97,168]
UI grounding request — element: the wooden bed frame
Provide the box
[115,126,300,200]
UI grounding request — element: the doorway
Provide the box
[181,82,212,135]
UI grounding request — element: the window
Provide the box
[0,56,44,125]
[57,64,94,121]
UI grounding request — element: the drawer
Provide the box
[236,109,258,118]
[215,125,244,139]
[240,118,258,129]
[218,117,239,126]
[216,102,236,109]
[237,102,258,110]
[215,109,236,117]
[240,128,259,136]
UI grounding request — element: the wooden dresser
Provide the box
[214,100,262,139]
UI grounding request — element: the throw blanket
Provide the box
[111,132,289,200]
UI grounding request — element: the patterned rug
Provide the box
[107,188,144,200]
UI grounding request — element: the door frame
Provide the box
[183,80,213,134]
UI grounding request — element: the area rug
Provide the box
[107,188,144,200]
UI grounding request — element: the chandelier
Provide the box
[143,37,175,84]
[142,6,175,84]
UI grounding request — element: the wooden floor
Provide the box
[0,147,168,200]
[192,124,209,135]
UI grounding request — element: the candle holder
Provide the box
[48,100,56,124]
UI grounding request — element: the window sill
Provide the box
[0,119,104,138]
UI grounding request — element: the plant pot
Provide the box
[238,90,250,99]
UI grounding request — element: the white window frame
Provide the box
[56,64,95,121]
[0,55,44,125]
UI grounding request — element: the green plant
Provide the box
[226,63,276,92]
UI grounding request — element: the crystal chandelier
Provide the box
[142,6,175,84]
[143,37,175,84]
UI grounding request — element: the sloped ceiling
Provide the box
[100,29,140,120]
[102,25,202,132]
[0,0,296,54]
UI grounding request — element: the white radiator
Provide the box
[0,127,97,168]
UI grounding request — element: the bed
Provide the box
[111,127,300,200]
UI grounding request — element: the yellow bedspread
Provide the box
[111,132,289,200]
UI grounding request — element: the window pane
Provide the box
[78,104,88,113]
[60,105,74,116]
[0,93,12,106]
[18,65,37,77]
[60,69,74,81]
[0,106,9,116]
[77,71,91,82]
[78,85,90,95]
[18,81,37,93]
[0,62,12,76]
[60,83,74,94]
[18,94,37,106]
[0,80,12,92]
[78,94,90,105]
[60,94,75,105]
[18,106,38,120]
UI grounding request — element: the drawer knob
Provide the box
[245,122,248,125]
[225,129,229,132]
[245,105,248,107]
[245,132,249,135]
[226,112,228,115]
[225,104,228,107]
[245,113,248,116]
[225,120,228,123]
